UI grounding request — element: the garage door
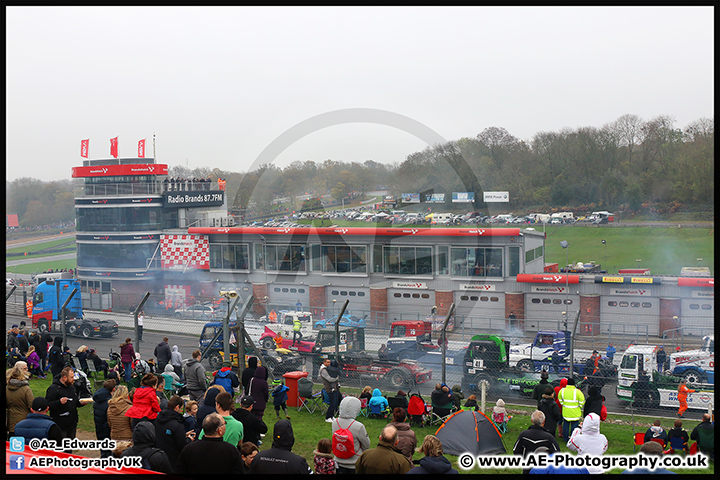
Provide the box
[328,287,371,318]
[268,284,310,311]
[680,298,714,336]
[601,296,659,336]
[455,292,506,331]
[525,293,579,332]
[386,288,435,320]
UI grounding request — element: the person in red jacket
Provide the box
[126,373,161,429]
[676,380,695,417]
[553,378,568,438]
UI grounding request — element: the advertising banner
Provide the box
[516,273,580,284]
[678,277,714,287]
[72,164,168,177]
[452,192,475,203]
[163,191,224,208]
[483,191,509,202]
[401,193,421,203]
[425,193,445,203]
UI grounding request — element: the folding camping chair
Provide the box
[71,356,84,373]
[491,411,511,434]
[297,377,323,414]
[632,432,645,452]
[664,435,688,455]
[359,397,370,417]
[429,402,456,426]
[162,374,184,400]
[368,400,390,419]
[85,361,105,392]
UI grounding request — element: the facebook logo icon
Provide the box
[10,455,25,470]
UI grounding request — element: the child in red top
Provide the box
[125,373,161,427]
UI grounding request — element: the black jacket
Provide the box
[154,341,172,364]
[45,375,86,431]
[154,408,191,469]
[18,334,30,355]
[241,357,258,393]
[196,387,222,430]
[583,387,605,419]
[38,331,53,359]
[532,379,552,406]
[249,419,312,474]
[92,386,113,436]
[538,394,561,436]
[231,407,268,445]
[175,436,244,474]
[121,420,173,474]
[48,337,65,377]
[512,424,560,457]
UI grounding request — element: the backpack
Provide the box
[600,404,607,421]
[332,419,356,459]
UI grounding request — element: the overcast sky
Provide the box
[6,6,714,182]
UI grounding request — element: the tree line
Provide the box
[5,114,713,227]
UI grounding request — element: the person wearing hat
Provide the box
[532,370,551,407]
[14,397,64,444]
[231,394,268,446]
[249,419,313,474]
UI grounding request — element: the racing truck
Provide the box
[616,342,715,410]
[32,279,118,338]
[668,335,714,384]
[337,354,433,390]
[307,326,431,390]
[462,334,585,395]
[385,320,440,361]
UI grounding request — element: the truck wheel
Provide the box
[208,353,223,370]
[38,322,49,333]
[81,326,93,338]
[516,359,534,373]
[262,337,276,350]
[473,373,496,394]
[387,368,411,389]
[681,369,705,385]
[67,323,78,336]
[264,357,279,375]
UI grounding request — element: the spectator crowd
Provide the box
[6,328,714,474]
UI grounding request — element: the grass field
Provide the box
[17,373,713,474]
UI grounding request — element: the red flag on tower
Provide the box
[80,139,89,158]
[138,139,145,158]
[110,137,118,158]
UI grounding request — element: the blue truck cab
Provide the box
[32,280,83,332]
[32,280,117,338]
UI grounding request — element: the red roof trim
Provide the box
[189,226,521,237]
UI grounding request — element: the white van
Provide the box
[432,213,454,224]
